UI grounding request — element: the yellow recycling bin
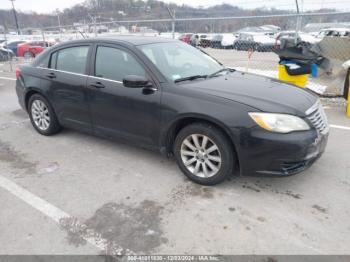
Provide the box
[278,64,309,88]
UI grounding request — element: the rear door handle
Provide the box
[46,72,56,79]
[89,81,105,89]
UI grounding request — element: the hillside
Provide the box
[0,0,346,33]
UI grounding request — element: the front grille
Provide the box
[306,101,329,134]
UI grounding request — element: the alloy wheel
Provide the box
[180,134,222,178]
[31,100,50,131]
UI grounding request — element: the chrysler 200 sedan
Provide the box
[15,37,329,185]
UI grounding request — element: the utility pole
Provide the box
[9,0,20,35]
[295,0,302,44]
[167,5,176,39]
[56,8,61,35]
[88,13,98,37]
[3,24,13,71]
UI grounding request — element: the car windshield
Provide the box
[138,42,223,82]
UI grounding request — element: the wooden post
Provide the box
[347,70,350,118]
[346,79,350,118]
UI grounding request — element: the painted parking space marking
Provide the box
[0,77,16,81]
[0,174,131,254]
[330,124,350,131]
[0,175,70,223]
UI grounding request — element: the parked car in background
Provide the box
[179,33,193,44]
[2,40,26,56]
[17,41,54,58]
[316,28,350,39]
[221,33,236,49]
[190,34,199,47]
[210,34,224,48]
[0,47,14,61]
[275,31,319,47]
[210,34,236,49]
[237,25,280,38]
[190,34,210,47]
[233,32,275,52]
[198,34,212,48]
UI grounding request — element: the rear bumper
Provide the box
[15,79,26,110]
[237,127,328,177]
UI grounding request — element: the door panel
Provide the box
[87,45,161,147]
[43,45,92,132]
[48,70,91,131]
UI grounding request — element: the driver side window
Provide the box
[95,46,146,82]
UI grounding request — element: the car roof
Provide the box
[320,27,350,32]
[240,32,265,35]
[57,36,178,47]
[8,40,26,44]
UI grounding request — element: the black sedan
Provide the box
[15,37,329,185]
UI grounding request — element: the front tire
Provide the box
[174,123,235,185]
[254,43,260,51]
[28,94,62,136]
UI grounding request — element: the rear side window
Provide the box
[36,53,50,68]
[95,46,145,82]
[50,46,89,74]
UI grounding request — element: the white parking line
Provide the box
[0,77,16,81]
[330,124,350,131]
[0,175,119,253]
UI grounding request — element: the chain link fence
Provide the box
[1,11,350,95]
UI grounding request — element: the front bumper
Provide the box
[237,127,328,176]
[257,44,275,52]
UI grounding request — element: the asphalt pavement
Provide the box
[0,59,350,256]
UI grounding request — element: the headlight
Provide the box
[249,112,310,133]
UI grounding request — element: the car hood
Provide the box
[183,71,317,116]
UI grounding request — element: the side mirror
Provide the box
[123,75,152,88]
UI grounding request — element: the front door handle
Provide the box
[90,81,105,89]
[46,72,56,79]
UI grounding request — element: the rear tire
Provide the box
[24,51,34,59]
[174,122,235,186]
[28,94,62,136]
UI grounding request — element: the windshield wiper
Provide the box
[208,68,234,78]
[174,75,208,83]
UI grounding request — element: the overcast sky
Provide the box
[1,0,349,13]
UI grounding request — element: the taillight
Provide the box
[16,67,21,79]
